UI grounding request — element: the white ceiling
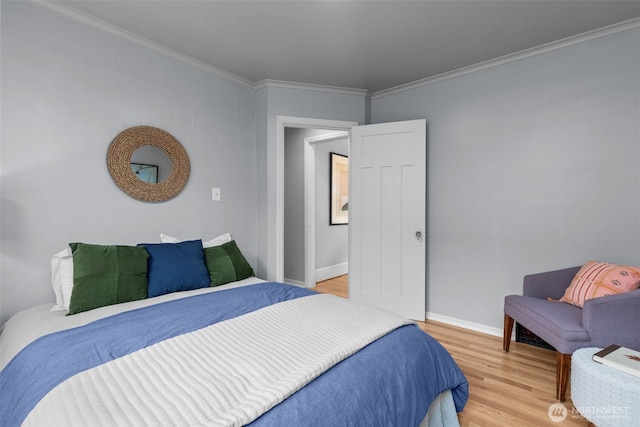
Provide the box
[56,0,640,93]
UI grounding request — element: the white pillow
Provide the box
[159,233,232,248]
[51,247,73,312]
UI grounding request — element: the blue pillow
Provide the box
[138,240,210,298]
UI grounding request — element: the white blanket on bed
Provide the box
[24,293,411,427]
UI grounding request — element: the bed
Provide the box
[0,240,468,427]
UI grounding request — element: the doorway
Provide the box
[277,116,358,289]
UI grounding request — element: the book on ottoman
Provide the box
[593,345,640,378]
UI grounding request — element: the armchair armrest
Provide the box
[523,266,581,300]
[583,289,640,350]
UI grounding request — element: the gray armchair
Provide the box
[503,266,640,402]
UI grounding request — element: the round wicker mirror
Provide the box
[107,126,190,202]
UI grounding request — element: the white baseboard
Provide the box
[315,262,348,283]
[426,312,503,338]
[283,278,306,287]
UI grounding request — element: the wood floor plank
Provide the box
[314,275,588,426]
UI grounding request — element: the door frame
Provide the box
[276,116,358,286]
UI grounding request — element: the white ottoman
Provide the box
[571,347,640,427]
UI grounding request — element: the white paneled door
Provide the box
[349,119,426,320]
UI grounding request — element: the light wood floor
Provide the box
[314,275,589,427]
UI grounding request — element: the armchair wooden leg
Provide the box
[556,352,571,402]
[503,314,514,352]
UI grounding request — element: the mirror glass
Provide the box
[131,145,172,183]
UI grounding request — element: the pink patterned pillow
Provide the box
[561,261,640,308]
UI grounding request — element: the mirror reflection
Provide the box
[131,145,171,184]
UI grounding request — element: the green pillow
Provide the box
[68,242,149,315]
[204,240,255,287]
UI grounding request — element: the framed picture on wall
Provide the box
[330,152,349,225]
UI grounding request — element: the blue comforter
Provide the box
[1,282,468,426]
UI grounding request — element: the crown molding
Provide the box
[26,1,640,99]
[255,79,369,97]
[31,1,369,95]
[30,0,256,89]
[372,17,640,100]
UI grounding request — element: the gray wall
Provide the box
[0,2,257,323]
[371,27,640,330]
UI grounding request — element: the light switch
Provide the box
[212,187,221,201]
